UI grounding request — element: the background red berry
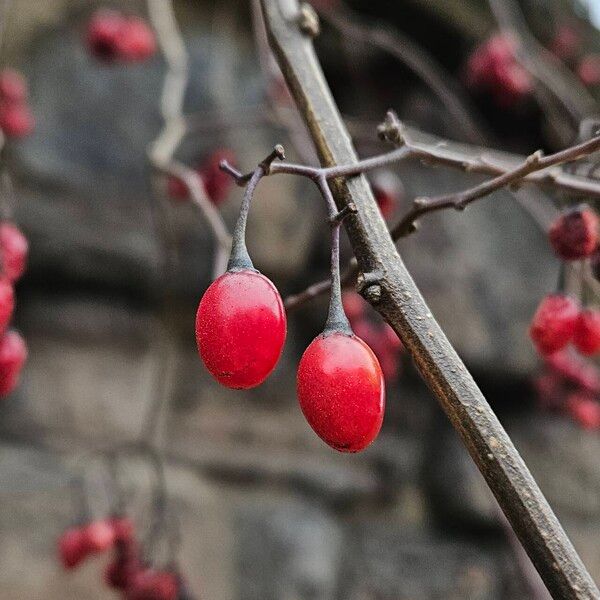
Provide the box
[0,329,27,397]
[196,270,287,389]
[0,222,28,282]
[126,569,179,600]
[58,528,88,570]
[297,332,385,452]
[566,392,600,429]
[86,10,124,61]
[0,278,14,334]
[529,294,579,356]
[115,17,157,62]
[0,103,34,138]
[0,69,27,104]
[548,206,599,260]
[573,309,600,356]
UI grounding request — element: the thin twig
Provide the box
[147,0,231,279]
[487,0,596,126]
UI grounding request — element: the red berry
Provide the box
[546,349,600,394]
[111,516,135,545]
[86,10,124,61]
[529,294,579,356]
[573,309,600,356]
[81,519,116,553]
[341,291,365,321]
[105,544,140,590]
[0,278,14,334]
[201,149,235,205]
[167,173,190,201]
[548,206,598,260]
[0,103,34,138]
[0,330,26,396]
[577,54,600,86]
[0,222,28,282]
[115,17,156,62]
[550,25,580,61]
[566,393,600,429]
[371,171,402,218]
[58,528,88,569]
[196,270,286,389]
[0,69,27,104]
[297,331,385,452]
[126,569,179,600]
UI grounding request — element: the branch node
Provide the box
[377,110,406,146]
[219,160,250,186]
[413,196,429,208]
[329,202,357,226]
[297,4,320,37]
[356,269,385,304]
[527,149,544,165]
[259,144,286,174]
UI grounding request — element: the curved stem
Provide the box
[227,167,264,271]
[318,176,352,334]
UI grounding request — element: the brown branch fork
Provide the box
[257,0,600,598]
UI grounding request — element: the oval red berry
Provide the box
[196,270,286,389]
[297,332,385,452]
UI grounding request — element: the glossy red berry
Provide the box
[0,278,14,334]
[0,69,27,104]
[115,17,157,62]
[297,331,385,452]
[529,294,579,356]
[566,392,600,429]
[0,222,28,282]
[573,309,600,356]
[196,270,286,389]
[126,569,179,600]
[0,329,27,396]
[0,103,34,138]
[548,206,598,260]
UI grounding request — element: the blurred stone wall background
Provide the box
[0,0,599,598]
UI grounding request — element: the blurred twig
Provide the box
[487,0,597,131]
[318,2,486,144]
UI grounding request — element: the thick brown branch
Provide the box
[260,1,600,598]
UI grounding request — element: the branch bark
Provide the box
[260,1,600,598]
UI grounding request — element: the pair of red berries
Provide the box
[168,149,236,205]
[0,69,34,139]
[195,185,386,452]
[87,10,156,63]
[465,33,533,107]
[0,222,29,397]
[529,294,600,357]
